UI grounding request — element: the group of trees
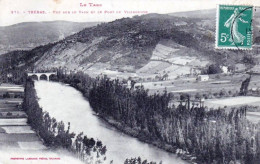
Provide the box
[23,79,107,163]
[124,157,159,164]
[56,68,95,99]
[0,67,26,85]
[86,77,259,164]
[23,68,260,163]
[201,64,223,75]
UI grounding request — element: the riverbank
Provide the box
[67,81,198,163]
[34,81,187,164]
[95,113,197,163]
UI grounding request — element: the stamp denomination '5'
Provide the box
[216,5,253,49]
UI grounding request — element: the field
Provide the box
[132,73,260,96]
[0,84,24,92]
[204,96,260,123]
[247,112,260,124]
[134,73,260,124]
[204,96,260,108]
[2,126,35,134]
[0,85,46,151]
[0,85,85,164]
[136,43,209,80]
[0,118,27,126]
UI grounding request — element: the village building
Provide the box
[221,66,228,74]
[197,75,209,81]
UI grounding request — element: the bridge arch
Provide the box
[39,74,48,81]
[31,74,39,81]
[49,74,58,81]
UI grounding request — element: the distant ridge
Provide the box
[1,11,260,78]
[0,20,99,27]
[0,21,100,55]
[169,9,215,18]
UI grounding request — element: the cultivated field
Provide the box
[135,73,260,96]
[204,96,260,108]
[134,73,260,124]
[247,112,260,124]
[205,96,260,123]
[0,85,46,151]
[137,43,209,80]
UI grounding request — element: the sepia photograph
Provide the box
[0,0,259,163]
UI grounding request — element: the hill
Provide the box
[169,9,215,18]
[0,21,99,55]
[1,12,260,79]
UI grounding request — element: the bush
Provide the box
[6,112,12,116]
[207,64,222,74]
[3,92,10,98]
[213,92,218,97]
[124,157,158,164]
[219,90,227,97]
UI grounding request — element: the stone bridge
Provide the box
[27,72,57,81]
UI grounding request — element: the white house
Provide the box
[221,66,228,74]
[197,75,209,81]
[127,80,131,87]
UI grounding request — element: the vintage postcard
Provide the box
[0,0,260,164]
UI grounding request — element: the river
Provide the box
[34,81,187,164]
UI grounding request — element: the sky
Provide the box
[0,0,259,26]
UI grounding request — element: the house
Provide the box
[197,75,209,81]
[127,80,131,88]
[221,66,228,74]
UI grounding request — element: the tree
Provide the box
[207,64,222,74]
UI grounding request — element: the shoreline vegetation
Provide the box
[23,78,158,164]
[23,79,108,164]
[20,69,260,163]
[96,114,183,158]
[56,70,259,164]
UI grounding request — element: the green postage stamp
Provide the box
[216,5,253,49]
